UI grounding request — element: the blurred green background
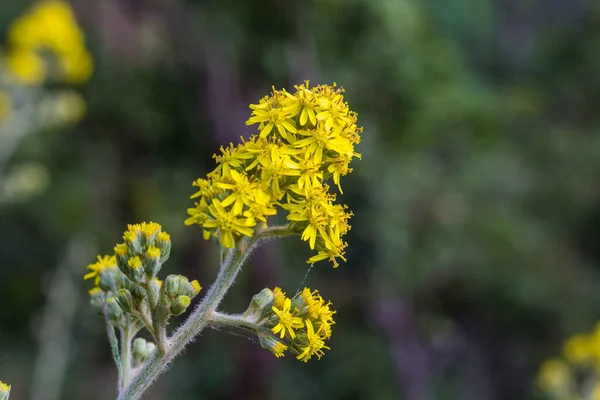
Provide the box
[1,0,600,399]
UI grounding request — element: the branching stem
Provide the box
[117,236,255,400]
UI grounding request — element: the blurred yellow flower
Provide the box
[6,0,93,85]
[563,334,593,364]
[537,358,570,393]
[6,49,46,85]
[0,380,10,399]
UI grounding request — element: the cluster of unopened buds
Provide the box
[82,82,361,399]
[85,222,201,356]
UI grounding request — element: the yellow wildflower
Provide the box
[296,319,330,362]
[84,255,117,285]
[246,92,299,141]
[211,143,255,178]
[272,287,287,310]
[202,199,255,248]
[271,298,304,339]
[216,170,260,215]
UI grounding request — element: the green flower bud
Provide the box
[114,243,130,274]
[165,275,201,300]
[181,280,199,298]
[89,287,105,314]
[116,289,134,313]
[99,267,119,292]
[127,256,144,282]
[156,231,171,263]
[106,297,123,320]
[123,225,143,254]
[244,288,274,321]
[132,338,156,365]
[148,278,163,306]
[170,295,191,316]
[165,274,185,298]
[143,246,162,278]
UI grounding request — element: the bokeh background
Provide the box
[1,0,600,399]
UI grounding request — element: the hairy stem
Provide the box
[256,224,296,240]
[118,236,254,400]
[208,312,265,334]
[119,324,134,391]
[101,298,122,392]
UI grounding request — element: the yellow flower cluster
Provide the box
[537,322,600,399]
[185,82,361,266]
[260,287,335,361]
[5,0,93,85]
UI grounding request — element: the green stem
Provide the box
[256,224,296,240]
[208,312,263,334]
[119,324,134,391]
[117,236,255,400]
[101,297,122,391]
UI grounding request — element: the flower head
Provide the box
[255,286,335,362]
[295,319,330,362]
[187,82,361,266]
[271,298,304,339]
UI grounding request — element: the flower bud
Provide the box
[181,280,200,298]
[89,287,104,314]
[170,295,191,316]
[144,246,162,278]
[148,278,163,306]
[116,289,134,313]
[259,334,287,358]
[139,222,161,247]
[165,274,185,298]
[99,267,119,292]
[244,288,274,321]
[0,380,11,400]
[132,338,156,365]
[127,256,144,281]
[123,225,143,254]
[114,243,129,273]
[106,297,123,320]
[156,231,171,263]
